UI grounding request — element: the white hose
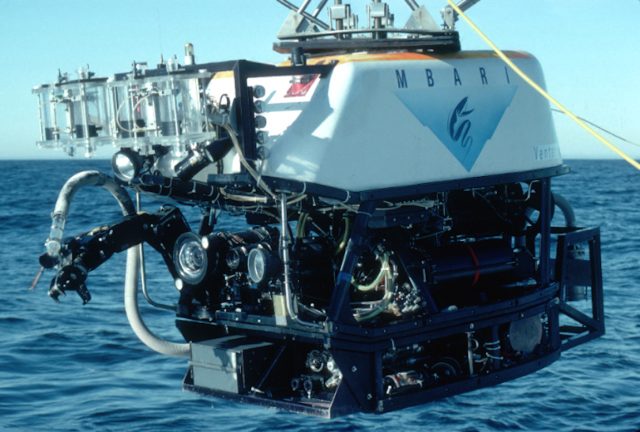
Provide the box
[53,170,135,218]
[124,246,190,357]
[46,171,135,256]
[552,192,576,228]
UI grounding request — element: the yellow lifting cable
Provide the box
[447,0,640,172]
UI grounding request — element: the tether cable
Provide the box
[551,109,640,149]
[448,0,640,171]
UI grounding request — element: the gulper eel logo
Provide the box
[396,87,516,171]
[449,97,474,149]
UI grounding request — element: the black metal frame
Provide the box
[180,284,563,417]
[254,165,571,204]
[123,56,604,416]
[175,173,605,417]
[273,32,461,55]
[553,226,605,350]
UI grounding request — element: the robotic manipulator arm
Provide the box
[39,206,191,304]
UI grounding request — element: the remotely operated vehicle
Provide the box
[33,0,604,417]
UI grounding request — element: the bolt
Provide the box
[254,115,267,129]
[351,366,357,373]
[253,85,266,99]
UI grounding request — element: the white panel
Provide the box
[214,52,563,191]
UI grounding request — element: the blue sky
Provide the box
[1,0,638,159]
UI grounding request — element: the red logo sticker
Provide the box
[285,74,319,98]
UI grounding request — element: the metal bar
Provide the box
[589,234,605,329]
[404,0,419,11]
[374,351,384,402]
[554,231,568,300]
[549,302,561,351]
[358,165,569,202]
[276,0,330,29]
[252,344,287,394]
[280,193,324,329]
[554,227,604,333]
[377,350,560,412]
[456,0,481,12]
[136,191,175,312]
[560,329,602,352]
[312,0,330,18]
[242,63,334,79]
[331,286,556,343]
[329,349,376,411]
[562,226,601,243]
[560,325,587,334]
[298,0,312,13]
[558,303,601,331]
[327,200,377,324]
[233,61,257,163]
[539,178,551,286]
[276,27,458,39]
[277,0,301,13]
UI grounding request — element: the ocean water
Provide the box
[0,159,638,431]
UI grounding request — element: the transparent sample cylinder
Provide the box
[33,75,110,156]
[107,78,148,149]
[154,76,182,148]
[104,69,215,156]
[33,84,58,146]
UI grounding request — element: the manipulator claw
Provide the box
[38,236,72,271]
[48,264,92,305]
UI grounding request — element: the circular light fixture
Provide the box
[247,248,267,284]
[173,232,208,285]
[226,247,248,272]
[247,246,279,285]
[111,149,141,182]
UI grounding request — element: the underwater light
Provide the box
[225,247,248,272]
[111,149,142,182]
[247,247,279,285]
[174,232,208,285]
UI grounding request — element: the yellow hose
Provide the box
[447,0,640,172]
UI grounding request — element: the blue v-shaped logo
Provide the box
[396,86,516,171]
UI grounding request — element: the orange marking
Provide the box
[466,245,481,287]
[279,50,532,67]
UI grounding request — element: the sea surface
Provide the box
[0,159,638,431]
